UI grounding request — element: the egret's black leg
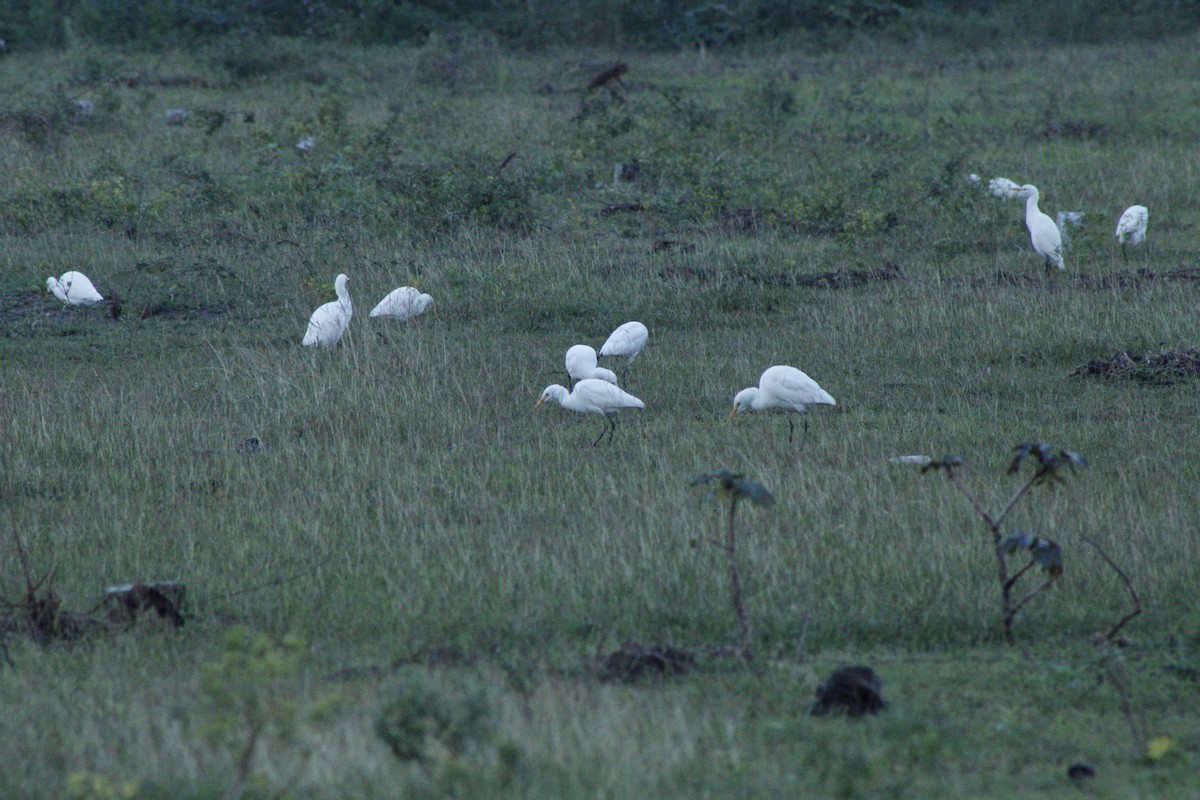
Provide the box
[787,416,795,444]
[607,414,618,444]
[1121,243,1128,265]
[592,421,607,447]
[799,416,810,451]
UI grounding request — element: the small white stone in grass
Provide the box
[889,455,933,466]
[296,135,316,152]
[74,99,94,116]
[166,108,188,126]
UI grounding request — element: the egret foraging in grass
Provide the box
[302,273,352,347]
[599,321,648,381]
[1115,205,1149,262]
[1010,184,1064,272]
[46,271,104,307]
[535,378,645,446]
[369,286,432,322]
[565,344,617,386]
[728,365,836,448]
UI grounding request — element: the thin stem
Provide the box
[725,500,752,662]
[1081,535,1142,641]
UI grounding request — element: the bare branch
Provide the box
[1081,535,1142,641]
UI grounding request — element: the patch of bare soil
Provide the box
[989,267,1200,290]
[660,261,905,288]
[138,302,237,321]
[1071,348,1200,384]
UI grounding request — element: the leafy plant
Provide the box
[375,670,494,766]
[922,443,1086,644]
[691,469,774,662]
[200,626,332,800]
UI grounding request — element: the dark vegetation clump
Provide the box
[810,665,886,718]
[598,642,695,683]
[1070,348,1200,385]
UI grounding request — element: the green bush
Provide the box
[375,670,494,764]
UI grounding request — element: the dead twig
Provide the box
[1081,535,1142,642]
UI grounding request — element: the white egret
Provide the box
[1115,205,1148,263]
[565,344,618,386]
[302,273,352,347]
[599,321,649,380]
[369,286,432,322]
[1010,184,1064,272]
[46,271,104,307]
[728,365,836,448]
[988,177,1020,198]
[535,378,645,446]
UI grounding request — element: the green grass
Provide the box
[2,29,1200,800]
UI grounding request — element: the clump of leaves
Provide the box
[691,469,774,662]
[200,626,333,800]
[922,443,1086,644]
[375,670,494,766]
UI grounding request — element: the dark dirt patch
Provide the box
[1070,348,1200,385]
[1040,119,1107,139]
[598,642,695,683]
[810,665,887,718]
[660,261,905,289]
[989,267,1200,290]
[138,302,237,321]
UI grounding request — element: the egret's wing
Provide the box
[761,366,835,408]
[601,322,648,356]
[574,379,645,411]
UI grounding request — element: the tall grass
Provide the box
[1,30,1199,799]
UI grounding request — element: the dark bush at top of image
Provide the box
[1,1,1197,50]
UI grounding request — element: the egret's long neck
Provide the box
[1024,192,1040,221]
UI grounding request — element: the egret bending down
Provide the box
[1114,205,1148,263]
[302,273,352,347]
[728,365,836,448]
[565,344,617,386]
[535,378,645,446]
[46,271,104,307]
[599,321,648,380]
[1010,184,1064,272]
[369,286,433,321]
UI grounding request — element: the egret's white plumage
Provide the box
[728,365,836,447]
[988,177,1020,198]
[1011,184,1064,271]
[302,273,352,347]
[565,345,617,385]
[46,271,104,307]
[535,378,645,446]
[369,286,432,321]
[599,321,648,380]
[1115,205,1148,262]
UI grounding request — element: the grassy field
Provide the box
[2,28,1199,799]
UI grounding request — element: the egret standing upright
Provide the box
[302,273,352,347]
[1010,184,1064,272]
